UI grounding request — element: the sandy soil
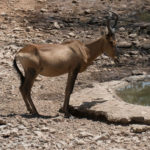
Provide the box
[0,0,150,149]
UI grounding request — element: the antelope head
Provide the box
[102,11,119,64]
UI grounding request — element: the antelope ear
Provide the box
[100,26,107,36]
[106,33,111,40]
[105,26,109,35]
[100,30,105,36]
[106,32,113,40]
[106,28,115,39]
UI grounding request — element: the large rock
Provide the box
[70,75,150,124]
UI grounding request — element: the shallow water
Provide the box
[137,12,150,22]
[117,81,150,106]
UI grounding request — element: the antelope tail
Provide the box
[13,57,25,86]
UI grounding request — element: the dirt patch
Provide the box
[0,0,150,149]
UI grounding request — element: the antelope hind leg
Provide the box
[26,68,39,115]
[21,68,39,115]
[20,85,33,114]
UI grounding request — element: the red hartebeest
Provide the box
[13,12,119,117]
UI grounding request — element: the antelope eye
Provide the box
[110,41,113,45]
[110,40,116,46]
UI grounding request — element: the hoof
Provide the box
[59,108,70,118]
[59,107,65,113]
[32,111,40,116]
[64,111,72,118]
[64,113,75,119]
[29,110,39,116]
[59,107,73,118]
[27,107,33,113]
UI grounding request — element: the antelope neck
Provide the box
[86,37,104,63]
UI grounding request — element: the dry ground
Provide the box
[0,0,150,149]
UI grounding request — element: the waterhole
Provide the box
[117,81,150,106]
[137,12,150,22]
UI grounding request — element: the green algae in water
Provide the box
[137,12,150,22]
[117,81,150,106]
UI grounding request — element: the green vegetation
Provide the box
[117,81,150,106]
[138,12,150,22]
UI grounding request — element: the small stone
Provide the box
[0,12,7,16]
[124,53,130,57]
[34,131,44,137]
[36,76,42,81]
[132,70,144,75]
[75,139,85,145]
[40,8,48,12]
[117,41,132,48]
[68,32,75,37]
[58,140,67,147]
[98,134,109,140]
[11,128,19,136]
[41,127,49,132]
[121,4,127,8]
[132,40,140,47]
[130,125,150,133]
[93,135,102,141]
[132,136,140,143]
[78,131,93,138]
[53,22,60,29]
[119,27,125,32]
[13,27,24,32]
[96,140,103,145]
[18,125,26,130]
[93,133,110,141]
[38,0,46,2]
[84,9,91,14]
[2,131,11,138]
[129,51,139,55]
[26,26,32,32]
[0,24,7,30]
[49,128,56,134]
[52,116,63,122]
[2,128,18,138]
[129,33,137,38]
[56,143,62,149]
[36,33,43,37]
[141,43,150,50]
[72,0,78,3]
[111,148,126,150]
[0,119,6,125]
[9,45,19,51]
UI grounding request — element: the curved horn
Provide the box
[106,11,118,35]
[107,12,114,35]
[111,11,118,28]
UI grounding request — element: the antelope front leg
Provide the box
[62,66,80,117]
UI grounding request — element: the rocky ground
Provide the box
[0,0,150,149]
